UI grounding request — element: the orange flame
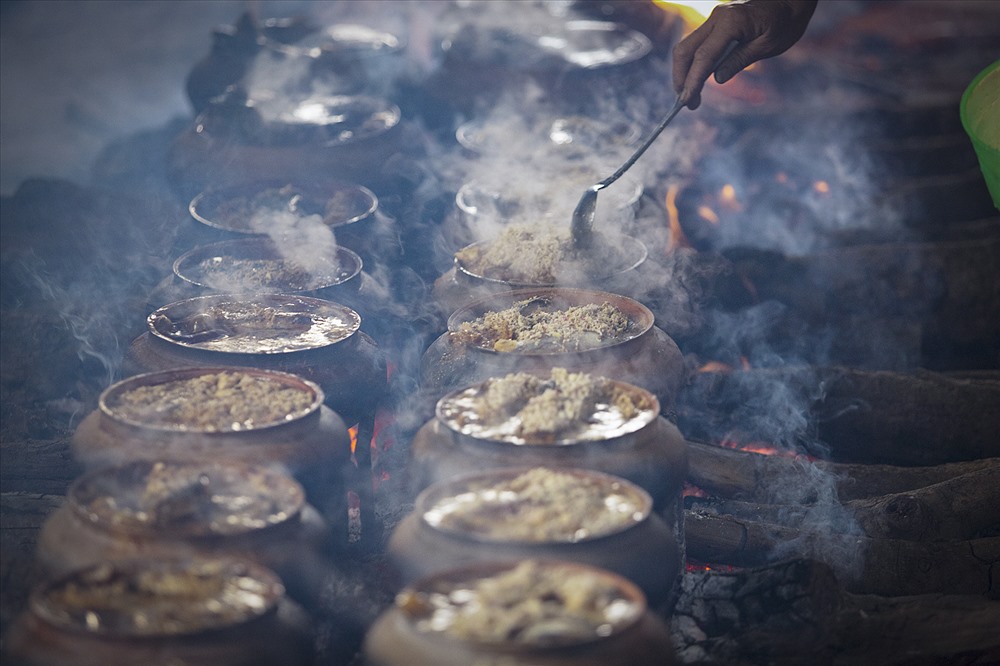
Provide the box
[698,360,734,373]
[697,205,720,225]
[348,424,359,455]
[665,185,691,253]
[813,180,831,194]
[686,560,739,573]
[719,184,742,212]
[719,434,816,461]
[682,482,709,498]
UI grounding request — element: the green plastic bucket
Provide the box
[961,59,1000,211]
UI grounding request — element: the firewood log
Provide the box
[679,365,1000,466]
[685,440,998,502]
[684,510,1000,597]
[687,458,1000,541]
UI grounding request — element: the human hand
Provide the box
[672,0,818,109]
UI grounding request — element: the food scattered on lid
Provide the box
[438,368,656,444]
[190,255,352,292]
[396,560,641,646]
[150,297,360,354]
[455,297,633,353]
[423,467,646,542]
[33,558,281,637]
[455,225,639,285]
[106,370,315,432]
[73,461,303,537]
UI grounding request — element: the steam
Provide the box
[14,251,123,389]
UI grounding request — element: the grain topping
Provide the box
[456,298,633,353]
[437,368,656,444]
[423,467,646,542]
[106,370,316,431]
[396,560,640,646]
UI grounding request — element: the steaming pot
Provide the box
[148,238,365,313]
[3,557,313,666]
[408,376,687,511]
[419,288,686,408]
[388,467,681,606]
[432,233,648,319]
[71,367,351,522]
[363,560,675,666]
[124,294,387,430]
[36,460,332,610]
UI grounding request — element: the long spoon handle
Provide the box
[596,39,739,191]
[595,95,684,192]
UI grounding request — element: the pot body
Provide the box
[124,329,386,428]
[72,402,349,521]
[364,603,674,666]
[167,116,406,198]
[419,325,685,412]
[408,415,687,511]
[36,501,331,610]
[4,597,312,666]
[146,269,369,316]
[388,506,679,606]
[433,263,650,324]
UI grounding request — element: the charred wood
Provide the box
[687,464,1000,542]
[685,440,998,502]
[672,559,1000,665]
[846,466,1000,541]
[706,238,1000,370]
[684,510,1000,598]
[679,368,1000,465]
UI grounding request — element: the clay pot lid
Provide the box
[99,366,323,433]
[435,369,659,446]
[394,558,646,649]
[417,466,653,545]
[148,294,360,355]
[447,287,654,357]
[173,238,362,294]
[30,556,284,638]
[68,459,305,538]
[189,180,377,235]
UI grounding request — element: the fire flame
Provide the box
[719,434,816,461]
[652,0,723,27]
[697,205,719,225]
[813,180,831,195]
[697,360,733,373]
[665,184,691,252]
[719,183,742,212]
[348,424,359,455]
[686,560,739,573]
[697,356,749,374]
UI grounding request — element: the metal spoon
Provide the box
[571,40,738,248]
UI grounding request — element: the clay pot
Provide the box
[387,467,681,605]
[364,560,675,666]
[419,288,686,409]
[408,376,687,510]
[36,460,332,609]
[3,557,313,666]
[71,366,351,520]
[124,294,386,428]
